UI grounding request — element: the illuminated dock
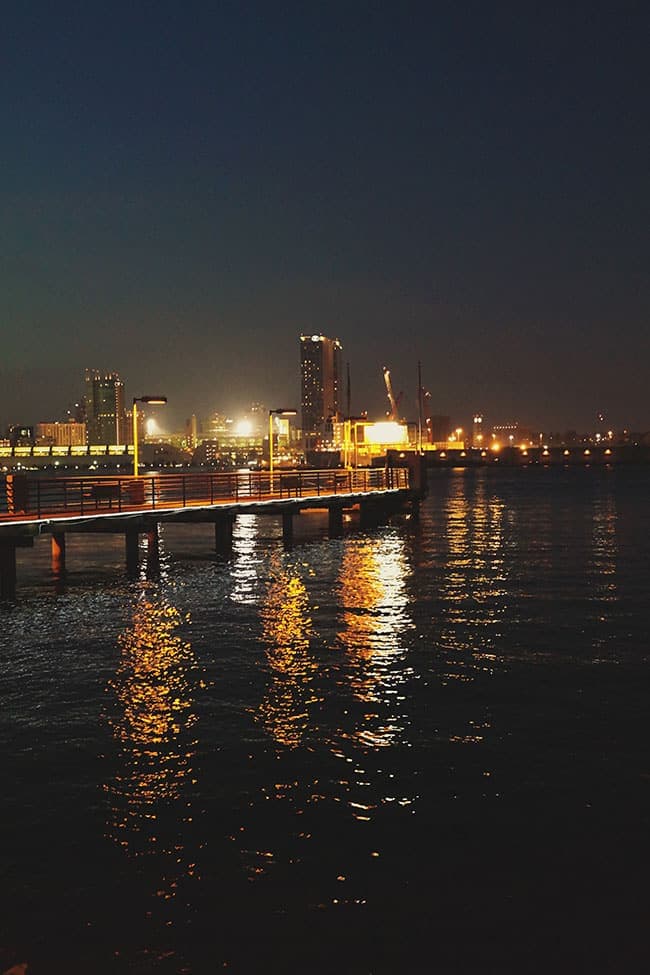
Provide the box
[0,467,415,597]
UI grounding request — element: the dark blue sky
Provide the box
[2,2,649,432]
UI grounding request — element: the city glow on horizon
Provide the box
[235,419,253,437]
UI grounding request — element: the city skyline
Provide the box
[2,5,649,431]
[2,351,645,442]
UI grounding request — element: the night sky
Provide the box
[2,2,649,433]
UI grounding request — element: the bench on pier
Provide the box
[281,475,302,497]
[90,483,121,508]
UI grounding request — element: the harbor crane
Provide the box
[382,367,402,421]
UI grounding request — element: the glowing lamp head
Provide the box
[134,395,167,405]
[235,419,253,437]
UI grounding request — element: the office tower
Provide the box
[300,334,342,447]
[85,369,126,444]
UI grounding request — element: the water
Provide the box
[1,466,649,974]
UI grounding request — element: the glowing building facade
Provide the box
[85,369,126,444]
[36,421,87,446]
[300,334,342,448]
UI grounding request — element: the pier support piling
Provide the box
[146,525,160,577]
[51,532,66,574]
[0,542,17,600]
[360,499,381,529]
[328,504,344,536]
[125,527,140,576]
[215,514,234,557]
[282,511,293,546]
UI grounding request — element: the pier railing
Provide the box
[0,467,409,521]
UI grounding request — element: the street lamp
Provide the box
[343,416,366,468]
[268,408,297,490]
[132,395,167,476]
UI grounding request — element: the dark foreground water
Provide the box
[1,466,649,974]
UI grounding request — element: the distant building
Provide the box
[249,402,267,435]
[204,412,228,440]
[7,425,34,446]
[300,333,342,448]
[428,415,451,443]
[64,400,86,425]
[491,423,532,446]
[185,414,198,450]
[36,421,86,446]
[85,369,126,444]
[331,418,408,467]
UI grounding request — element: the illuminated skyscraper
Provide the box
[85,369,126,444]
[300,334,342,447]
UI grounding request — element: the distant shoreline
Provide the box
[2,441,650,473]
[420,443,650,468]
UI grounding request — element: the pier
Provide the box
[0,467,414,597]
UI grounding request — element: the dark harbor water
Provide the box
[1,466,649,974]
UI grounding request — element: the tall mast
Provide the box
[417,360,423,453]
[346,361,351,418]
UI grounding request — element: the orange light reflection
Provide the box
[257,559,316,748]
[104,591,201,902]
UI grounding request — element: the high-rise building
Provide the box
[300,334,342,447]
[85,369,126,444]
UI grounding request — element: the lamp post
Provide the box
[132,396,167,476]
[343,416,366,468]
[268,408,297,492]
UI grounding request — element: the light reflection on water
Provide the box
[104,587,203,908]
[2,467,650,972]
[435,472,508,675]
[230,514,264,605]
[591,493,617,602]
[337,532,414,741]
[258,555,316,748]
